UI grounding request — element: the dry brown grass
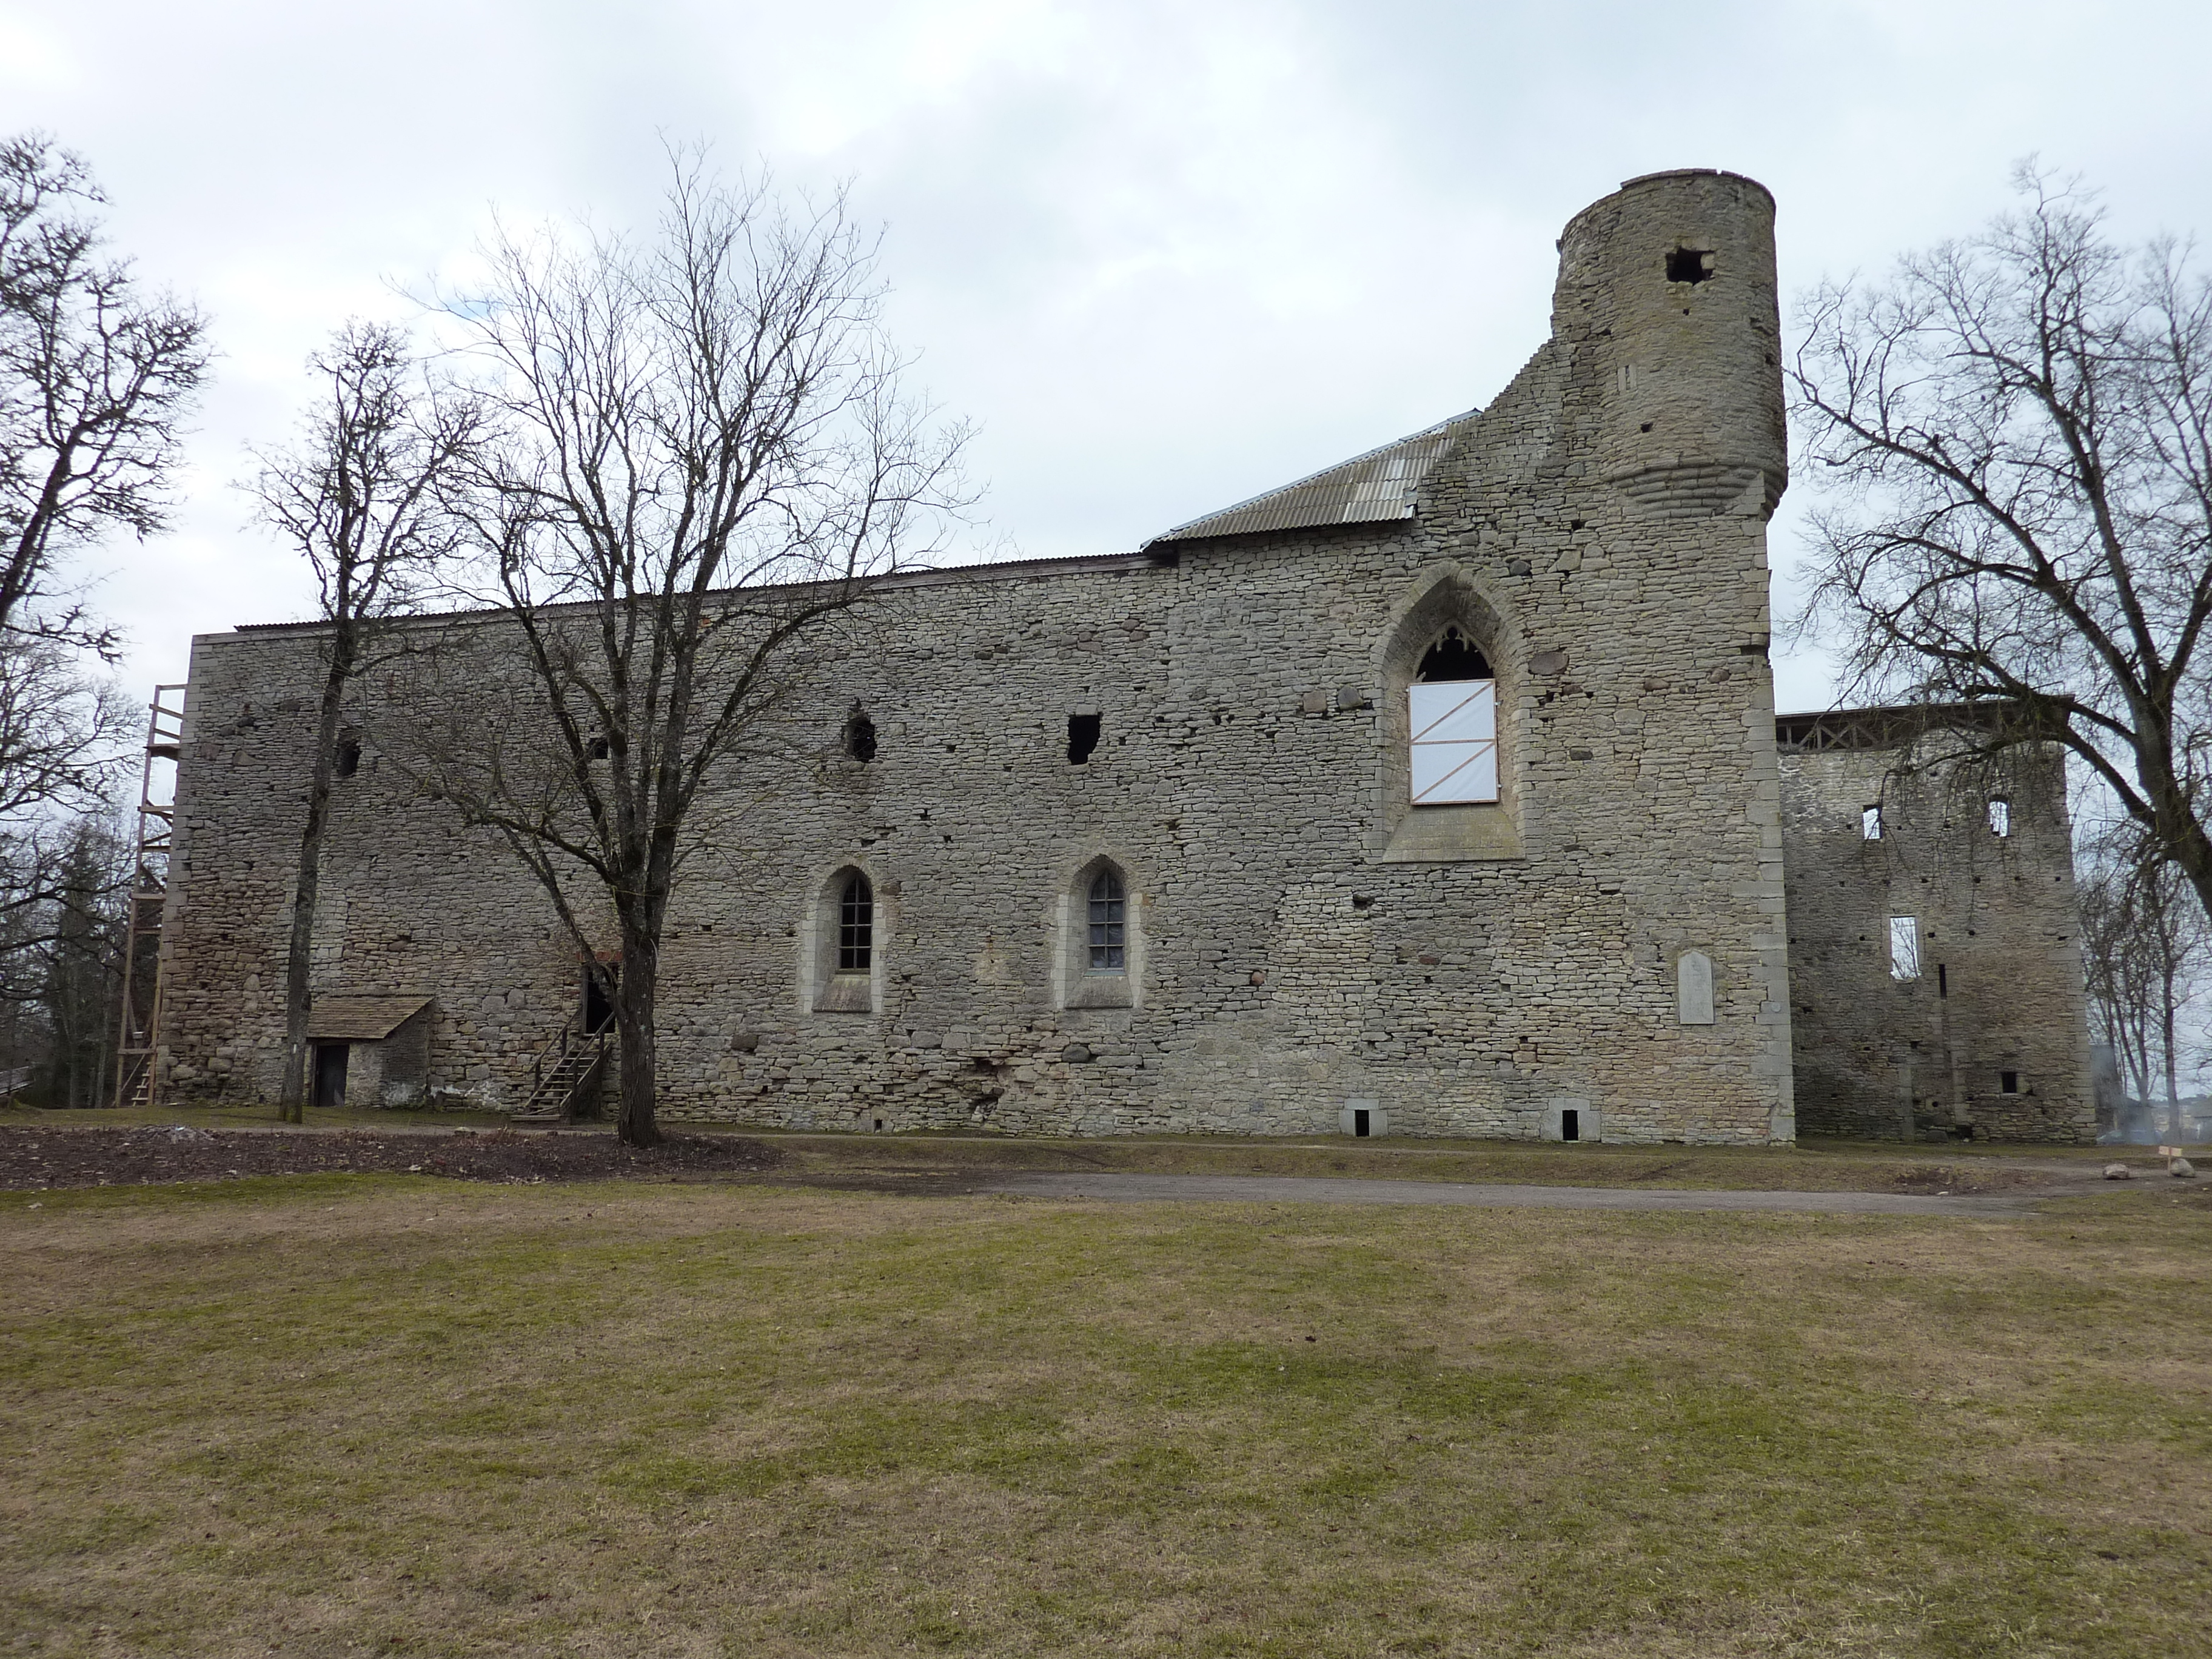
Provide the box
[4,1173,2208,1656]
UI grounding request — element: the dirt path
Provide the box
[876,1170,2049,1216]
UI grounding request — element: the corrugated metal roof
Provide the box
[1147,407,1481,546]
[306,995,434,1042]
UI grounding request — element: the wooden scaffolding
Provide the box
[112,685,186,1110]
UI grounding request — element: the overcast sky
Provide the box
[10,0,2212,714]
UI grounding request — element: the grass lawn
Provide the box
[5,1174,2209,1655]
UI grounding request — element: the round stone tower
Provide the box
[1553,169,1787,520]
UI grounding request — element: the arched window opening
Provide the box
[1416,626,1491,683]
[844,711,877,763]
[1087,869,1126,970]
[1409,626,1498,805]
[837,871,874,972]
[333,734,361,778]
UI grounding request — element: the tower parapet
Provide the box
[1554,169,1787,520]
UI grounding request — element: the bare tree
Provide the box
[1791,164,2212,923]
[246,323,475,1122]
[408,153,970,1147]
[1,131,209,652]
[2079,822,2206,1141]
[0,635,132,980]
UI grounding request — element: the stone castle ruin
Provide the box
[150,169,2094,1143]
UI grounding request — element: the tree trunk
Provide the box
[613,912,662,1148]
[278,634,353,1124]
[2162,969,2184,1144]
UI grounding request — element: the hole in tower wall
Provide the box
[1354,1108,1370,1138]
[1666,247,1714,284]
[333,736,361,778]
[1561,1108,1581,1142]
[1067,713,1102,764]
[845,713,877,763]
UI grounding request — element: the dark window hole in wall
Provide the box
[1416,626,1491,683]
[1353,1108,1371,1138]
[583,964,618,1034]
[844,712,877,763]
[1067,713,1102,764]
[873,1116,885,1132]
[2000,1070,2020,1094]
[1937,964,1948,998]
[333,736,361,778]
[585,735,610,761]
[1666,247,1713,284]
[1561,1108,1580,1142]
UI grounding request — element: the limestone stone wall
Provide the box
[1779,722,2093,1141]
[158,169,1803,1144]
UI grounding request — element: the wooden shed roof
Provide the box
[305,995,434,1041]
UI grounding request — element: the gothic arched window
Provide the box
[1087,868,1126,970]
[837,871,874,973]
[1409,625,1498,805]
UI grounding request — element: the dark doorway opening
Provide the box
[312,1042,349,1111]
[1353,1108,1371,1138]
[1561,1108,1581,1142]
[873,1116,885,1132]
[583,963,618,1034]
[1067,712,1102,764]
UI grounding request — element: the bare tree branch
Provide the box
[1791,163,2212,920]
[392,146,974,1145]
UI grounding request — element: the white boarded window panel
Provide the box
[1409,680,1498,805]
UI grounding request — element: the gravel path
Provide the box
[977,1171,2042,1216]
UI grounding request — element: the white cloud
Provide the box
[4,0,2208,708]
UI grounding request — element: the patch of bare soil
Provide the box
[1882,1161,2046,1194]
[0,1125,781,1191]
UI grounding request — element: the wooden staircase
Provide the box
[510,1025,611,1125]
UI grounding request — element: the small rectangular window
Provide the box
[1889,916,1920,981]
[1862,805,1882,840]
[1409,680,1498,805]
[1988,798,2011,837]
[2000,1070,2020,1094]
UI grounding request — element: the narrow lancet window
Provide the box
[1988,797,2011,837]
[1862,805,1882,840]
[1087,869,1126,970]
[838,872,874,973]
[1409,626,1498,805]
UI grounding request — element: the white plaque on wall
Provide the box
[1677,951,1715,1025]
